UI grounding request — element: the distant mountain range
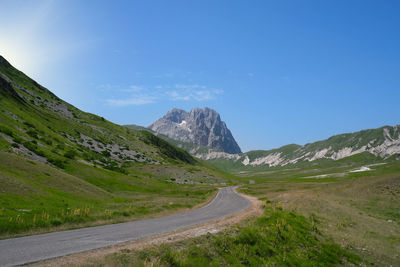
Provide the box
[149,107,242,154]
[195,125,400,171]
[138,106,400,170]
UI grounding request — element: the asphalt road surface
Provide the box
[0,186,250,266]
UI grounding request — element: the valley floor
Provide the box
[240,162,400,266]
[65,162,399,267]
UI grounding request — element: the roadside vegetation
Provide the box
[89,203,359,266]
[0,151,223,238]
[239,162,400,266]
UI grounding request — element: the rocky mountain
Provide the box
[193,125,400,171]
[149,107,242,154]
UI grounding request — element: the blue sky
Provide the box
[1,0,400,152]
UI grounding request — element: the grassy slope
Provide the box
[208,151,384,175]
[205,126,399,173]
[239,162,400,266]
[0,151,218,238]
[0,56,233,237]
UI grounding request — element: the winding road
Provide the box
[0,186,250,266]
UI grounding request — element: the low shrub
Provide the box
[0,125,13,136]
[47,157,66,169]
[11,143,19,148]
[26,129,38,139]
[63,149,77,159]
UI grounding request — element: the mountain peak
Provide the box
[149,107,242,154]
[189,107,221,121]
[0,55,12,68]
[164,108,187,123]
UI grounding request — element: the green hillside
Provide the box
[125,124,215,155]
[202,126,400,173]
[0,55,231,237]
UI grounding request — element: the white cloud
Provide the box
[106,95,156,106]
[193,90,213,101]
[130,85,143,91]
[105,84,223,106]
[167,91,191,101]
[98,84,114,91]
[174,84,207,89]
[167,88,223,102]
[119,85,144,92]
[153,73,174,78]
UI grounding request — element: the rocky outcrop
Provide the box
[149,107,242,154]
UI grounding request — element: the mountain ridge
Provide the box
[128,118,400,171]
[149,107,242,154]
[193,124,400,170]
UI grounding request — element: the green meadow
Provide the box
[238,161,400,266]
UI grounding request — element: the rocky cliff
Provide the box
[149,107,242,154]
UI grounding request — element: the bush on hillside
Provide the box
[63,149,77,159]
[47,157,66,169]
[0,125,14,136]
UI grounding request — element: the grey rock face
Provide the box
[149,107,242,154]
